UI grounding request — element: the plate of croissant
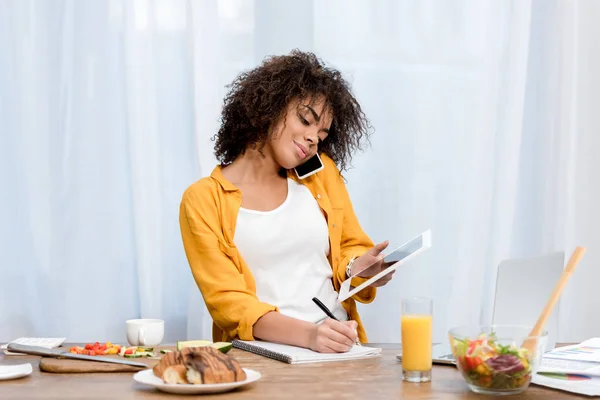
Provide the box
[133,346,261,394]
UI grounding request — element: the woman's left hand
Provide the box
[350,241,396,288]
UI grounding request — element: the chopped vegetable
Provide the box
[176,340,232,353]
[70,343,156,358]
[69,342,122,356]
[119,346,155,358]
[211,342,233,353]
[176,340,212,351]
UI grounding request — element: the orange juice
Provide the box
[401,314,432,371]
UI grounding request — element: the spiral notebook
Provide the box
[232,340,382,364]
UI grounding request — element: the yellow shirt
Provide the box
[179,154,377,343]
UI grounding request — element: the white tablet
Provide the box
[337,229,432,302]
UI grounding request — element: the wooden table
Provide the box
[0,344,585,399]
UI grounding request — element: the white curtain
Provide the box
[1,0,598,344]
[0,0,198,342]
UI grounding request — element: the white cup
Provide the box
[126,319,164,346]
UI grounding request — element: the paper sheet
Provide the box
[532,338,600,396]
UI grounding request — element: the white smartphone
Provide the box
[294,153,324,179]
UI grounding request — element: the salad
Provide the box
[451,334,532,391]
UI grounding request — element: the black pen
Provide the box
[312,297,362,346]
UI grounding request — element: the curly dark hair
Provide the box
[212,49,372,172]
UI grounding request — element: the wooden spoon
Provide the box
[523,246,586,353]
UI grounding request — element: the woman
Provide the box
[179,50,393,353]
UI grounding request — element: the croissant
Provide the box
[184,346,246,384]
[163,365,189,384]
[153,346,246,385]
[152,350,183,378]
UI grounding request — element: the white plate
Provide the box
[133,367,261,394]
[0,364,33,381]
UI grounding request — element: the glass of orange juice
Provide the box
[401,297,433,382]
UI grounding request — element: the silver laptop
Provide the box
[396,251,565,365]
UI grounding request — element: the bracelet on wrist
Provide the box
[345,254,357,278]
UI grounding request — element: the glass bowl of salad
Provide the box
[448,325,548,395]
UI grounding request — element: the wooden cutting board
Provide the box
[39,356,158,373]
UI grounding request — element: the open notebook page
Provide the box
[232,340,382,364]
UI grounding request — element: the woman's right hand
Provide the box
[308,318,358,353]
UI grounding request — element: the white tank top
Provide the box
[234,178,348,323]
